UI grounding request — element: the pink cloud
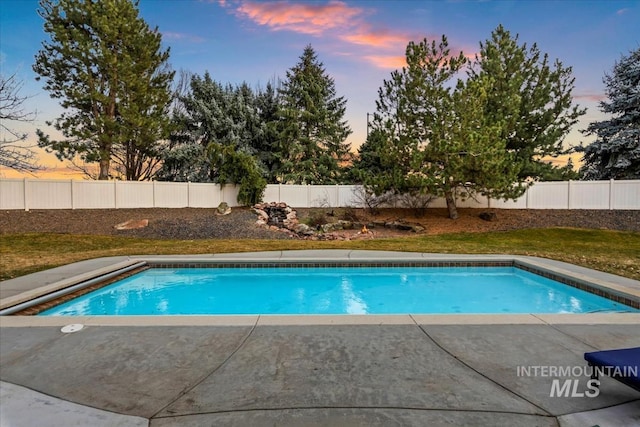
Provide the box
[218,1,472,71]
[575,93,605,102]
[341,27,411,49]
[363,55,407,69]
[231,0,364,35]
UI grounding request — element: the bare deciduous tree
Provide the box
[0,72,43,173]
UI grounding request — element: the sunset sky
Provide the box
[1,0,638,179]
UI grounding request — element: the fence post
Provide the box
[279,183,282,203]
[23,177,29,211]
[567,180,573,209]
[307,184,311,208]
[70,179,75,209]
[609,179,614,210]
[114,180,118,209]
[336,184,340,207]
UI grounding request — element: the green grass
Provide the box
[1,228,639,281]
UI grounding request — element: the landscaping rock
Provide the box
[216,202,231,215]
[479,212,498,222]
[294,223,315,235]
[114,219,149,230]
[321,222,343,233]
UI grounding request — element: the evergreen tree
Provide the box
[366,36,523,219]
[253,81,281,182]
[579,47,640,180]
[469,25,585,180]
[33,0,174,180]
[350,128,391,184]
[158,73,266,204]
[276,45,352,184]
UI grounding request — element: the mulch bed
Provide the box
[1,207,639,240]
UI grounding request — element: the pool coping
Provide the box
[1,250,639,324]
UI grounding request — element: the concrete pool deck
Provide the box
[1,250,639,426]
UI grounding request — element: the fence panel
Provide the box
[115,181,154,208]
[0,179,25,209]
[0,178,638,210]
[153,182,188,207]
[457,193,489,208]
[219,185,240,206]
[188,182,220,208]
[279,185,309,207]
[308,185,339,207]
[612,180,640,209]
[490,196,528,209]
[27,180,72,209]
[263,185,281,203]
[338,185,360,207]
[73,181,116,209]
[527,182,569,209]
[570,181,610,209]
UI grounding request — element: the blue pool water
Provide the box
[38,267,638,316]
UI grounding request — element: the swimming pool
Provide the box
[38,266,639,316]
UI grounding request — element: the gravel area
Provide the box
[1,207,639,240]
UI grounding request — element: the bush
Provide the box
[303,210,328,228]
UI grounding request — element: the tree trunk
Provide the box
[445,190,459,219]
[98,157,110,180]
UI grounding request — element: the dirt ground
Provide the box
[1,207,639,240]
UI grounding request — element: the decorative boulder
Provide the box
[294,223,315,235]
[216,202,231,215]
[411,225,426,233]
[114,219,149,230]
[479,212,497,222]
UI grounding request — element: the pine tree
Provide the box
[158,73,266,204]
[365,36,523,219]
[276,45,352,184]
[33,0,174,180]
[469,25,585,180]
[579,47,640,180]
[253,81,281,182]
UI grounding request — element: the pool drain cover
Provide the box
[61,324,84,333]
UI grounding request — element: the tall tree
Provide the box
[365,36,523,219]
[158,73,266,204]
[33,0,174,180]
[579,47,640,180]
[469,25,585,180]
[0,72,43,173]
[276,45,352,184]
[253,80,281,182]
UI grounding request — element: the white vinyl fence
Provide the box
[0,178,638,210]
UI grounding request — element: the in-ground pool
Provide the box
[38,266,639,316]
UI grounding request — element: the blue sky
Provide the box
[1,0,639,178]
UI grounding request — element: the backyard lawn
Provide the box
[1,228,638,281]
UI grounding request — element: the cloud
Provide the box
[362,55,407,69]
[617,8,629,15]
[218,1,471,70]
[341,26,411,49]
[575,93,605,102]
[229,0,363,35]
